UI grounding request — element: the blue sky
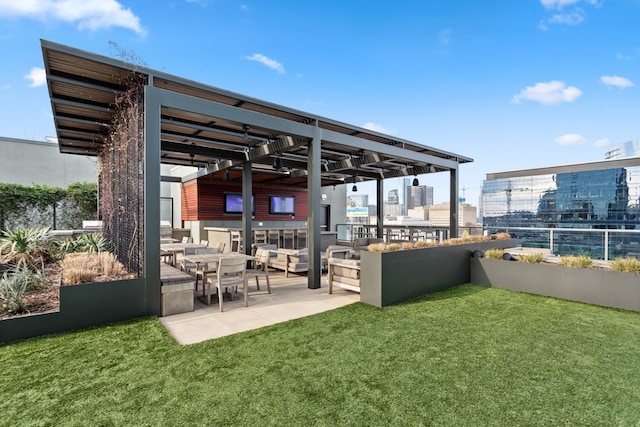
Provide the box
[0,0,638,207]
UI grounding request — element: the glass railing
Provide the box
[484,226,640,261]
[336,224,450,244]
[337,223,640,261]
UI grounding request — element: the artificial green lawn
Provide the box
[2,284,640,426]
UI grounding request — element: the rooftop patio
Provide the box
[160,270,359,345]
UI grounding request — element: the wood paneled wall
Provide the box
[181,179,309,221]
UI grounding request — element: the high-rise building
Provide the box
[481,155,640,258]
[605,140,640,160]
[428,202,477,227]
[406,185,434,210]
[398,178,410,215]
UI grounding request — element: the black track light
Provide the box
[413,176,419,186]
[272,157,284,170]
[223,170,231,181]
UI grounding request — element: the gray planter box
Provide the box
[1,278,146,343]
[360,239,516,307]
[470,258,640,312]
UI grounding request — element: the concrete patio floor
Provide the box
[159,271,360,345]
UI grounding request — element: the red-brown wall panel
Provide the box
[181,178,309,221]
[181,180,199,221]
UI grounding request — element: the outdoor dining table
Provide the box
[160,242,208,267]
[181,253,254,303]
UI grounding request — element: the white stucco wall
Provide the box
[0,137,97,187]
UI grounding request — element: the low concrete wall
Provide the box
[0,278,146,343]
[360,239,516,307]
[470,258,640,312]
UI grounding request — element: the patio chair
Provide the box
[296,229,307,249]
[230,230,243,253]
[181,236,190,243]
[268,229,280,246]
[160,249,173,264]
[200,240,209,247]
[193,247,219,292]
[246,249,272,294]
[216,242,226,253]
[205,256,247,311]
[282,229,295,249]
[254,230,268,245]
[180,246,199,274]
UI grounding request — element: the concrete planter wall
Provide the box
[470,258,640,312]
[360,239,516,307]
[0,278,146,343]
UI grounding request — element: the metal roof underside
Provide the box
[41,39,473,188]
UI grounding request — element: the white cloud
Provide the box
[511,80,582,105]
[1,83,10,90]
[600,75,634,89]
[24,67,46,87]
[0,0,145,34]
[362,122,388,134]
[548,10,585,26]
[540,0,597,9]
[594,138,610,147]
[616,52,632,61]
[244,53,285,74]
[539,0,598,29]
[555,133,586,146]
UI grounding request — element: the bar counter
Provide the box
[204,227,337,252]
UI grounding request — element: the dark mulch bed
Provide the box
[0,262,61,320]
[1,261,135,320]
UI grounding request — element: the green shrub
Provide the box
[610,257,640,273]
[484,248,504,260]
[518,253,545,263]
[559,254,594,268]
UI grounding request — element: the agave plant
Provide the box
[0,261,44,314]
[76,233,111,253]
[0,226,55,268]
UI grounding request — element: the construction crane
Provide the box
[459,186,467,203]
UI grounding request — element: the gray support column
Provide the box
[143,86,161,316]
[307,123,322,289]
[450,167,459,239]
[376,179,384,239]
[242,162,252,255]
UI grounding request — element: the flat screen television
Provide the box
[224,193,254,214]
[269,195,295,215]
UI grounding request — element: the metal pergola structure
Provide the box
[41,39,473,314]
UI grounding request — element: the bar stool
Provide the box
[268,229,280,247]
[254,230,268,245]
[230,230,243,253]
[296,229,307,249]
[282,229,294,249]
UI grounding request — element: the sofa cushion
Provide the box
[332,275,360,287]
[329,258,360,267]
[354,238,369,247]
[332,264,360,280]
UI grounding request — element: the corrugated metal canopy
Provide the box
[41,39,472,188]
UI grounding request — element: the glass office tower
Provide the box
[482,157,640,258]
